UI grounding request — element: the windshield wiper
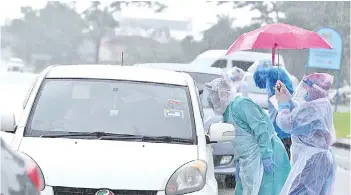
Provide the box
[40,132,195,144]
[141,136,194,144]
[40,131,137,138]
[100,134,194,144]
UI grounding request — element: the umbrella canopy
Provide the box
[226,23,333,87]
[226,23,332,55]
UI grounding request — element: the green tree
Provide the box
[110,1,167,13]
[3,2,85,65]
[201,15,261,51]
[82,1,118,63]
[280,1,350,83]
[215,1,283,24]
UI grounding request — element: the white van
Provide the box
[190,50,285,72]
[0,64,236,195]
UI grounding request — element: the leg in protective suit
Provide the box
[205,74,290,195]
[253,59,294,159]
[275,73,337,195]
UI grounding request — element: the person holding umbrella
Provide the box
[205,74,290,195]
[275,73,336,195]
[252,59,294,158]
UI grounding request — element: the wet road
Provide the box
[219,166,350,195]
[219,147,351,195]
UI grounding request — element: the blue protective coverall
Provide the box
[276,98,336,195]
[253,66,294,140]
[223,96,290,195]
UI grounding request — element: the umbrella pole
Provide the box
[277,49,280,81]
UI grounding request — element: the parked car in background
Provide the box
[7,58,25,72]
[135,63,237,188]
[1,64,237,195]
[243,72,269,109]
[1,137,42,195]
[190,50,285,72]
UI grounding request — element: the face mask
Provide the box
[231,75,236,81]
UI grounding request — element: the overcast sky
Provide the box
[0,1,260,39]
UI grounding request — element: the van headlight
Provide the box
[219,155,233,165]
[165,160,207,195]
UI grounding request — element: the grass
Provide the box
[334,112,350,138]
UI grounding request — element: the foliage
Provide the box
[334,112,350,138]
[2,2,85,64]
[82,1,118,63]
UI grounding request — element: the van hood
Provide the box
[19,137,198,190]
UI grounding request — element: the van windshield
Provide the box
[25,79,196,141]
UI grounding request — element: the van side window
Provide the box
[231,60,255,71]
[211,59,227,68]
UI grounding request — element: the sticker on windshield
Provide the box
[110,109,119,116]
[168,99,182,105]
[164,109,184,118]
[72,85,90,99]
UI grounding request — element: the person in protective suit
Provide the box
[205,74,290,195]
[275,73,336,195]
[253,59,294,158]
[227,66,248,97]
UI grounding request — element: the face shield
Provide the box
[292,77,328,103]
[205,78,234,115]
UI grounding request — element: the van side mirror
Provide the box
[0,112,16,133]
[208,123,235,143]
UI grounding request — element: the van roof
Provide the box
[136,63,222,75]
[45,65,189,86]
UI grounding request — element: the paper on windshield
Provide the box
[72,85,90,99]
[269,95,279,110]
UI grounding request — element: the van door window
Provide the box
[211,59,227,68]
[231,60,255,71]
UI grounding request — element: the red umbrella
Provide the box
[226,23,332,66]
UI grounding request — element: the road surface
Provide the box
[219,147,351,195]
[219,166,350,195]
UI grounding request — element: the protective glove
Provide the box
[262,157,276,174]
[275,80,290,104]
[235,160,240,181]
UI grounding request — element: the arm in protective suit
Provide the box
[237,98,273,159]
[276,102,330,136]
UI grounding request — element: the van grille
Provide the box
[213,155,222,167]
[52,186,158,195]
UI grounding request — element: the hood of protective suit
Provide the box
[205,74,237,116]
[293,73,333,103]
[227,66,245,82]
